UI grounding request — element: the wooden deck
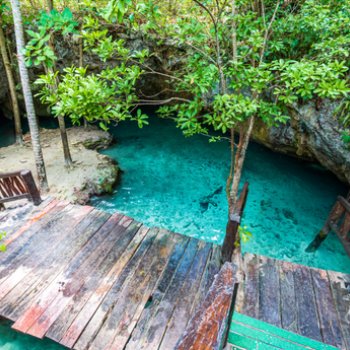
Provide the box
[235,253,350,350]
[0,198,222,350]
[1,198,350,349]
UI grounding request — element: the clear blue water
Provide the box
[0,115,349,350]
[92,117,349,273]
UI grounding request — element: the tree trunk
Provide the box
[46,0,53,11]
[46,3,73,168]
[0,20,23,144]
[58,114,73,167]
[10,0,49,191]
[47,65,73,168]
[230,116,255,207]
[78,29,88,129]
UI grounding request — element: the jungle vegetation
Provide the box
[0,0,349,230]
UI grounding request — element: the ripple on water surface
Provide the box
[92,117,349,273]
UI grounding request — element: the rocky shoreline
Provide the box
[0,126,119,204]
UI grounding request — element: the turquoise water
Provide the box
[0,319,64,350]
[92,117,349,273]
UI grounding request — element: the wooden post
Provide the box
[20,170,42,205]
[221,182,249,263]
[306,192,350,254]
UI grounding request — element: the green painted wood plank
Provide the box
[228,332,280,349]
[230,313,338,350]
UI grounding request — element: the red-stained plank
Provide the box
[12,215,134,337]
[47,224,150,346]
[0,210,112,321]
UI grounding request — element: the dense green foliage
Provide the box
[2,0,349,135]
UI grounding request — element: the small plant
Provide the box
[0,231,7,252]
[239,225,253,243]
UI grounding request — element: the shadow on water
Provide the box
[0,113,59,148]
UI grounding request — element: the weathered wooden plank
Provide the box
[188,244,222,323]
[293,265,322,342]
[202,244,222,295]
[72,227,160,350]
[14,215,134,338]
[135,238,200,350]
[233,266,246,316]
[125,235,190,350]
[0,204,88,303]
[259,256,281,327]
[241,253,259,319]
[159,241,213,350]
[328,271,350,350]
[95,229,179,350]
[0,199,68,267]
[279,260,298,333]
[0,196,53,234]
[0,210,113,321]
[10,212,125,334]
[24,214,129,339]
[311,268,344,349]
[47,223,150,345]
[175,262,237,350]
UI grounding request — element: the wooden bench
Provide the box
[0,170,42,209]
[175,262,238,350]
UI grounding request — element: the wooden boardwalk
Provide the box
[1,198,350,349]
[0,198,222,350]
[235,254,350,350]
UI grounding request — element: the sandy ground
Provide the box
[0,127,118,203]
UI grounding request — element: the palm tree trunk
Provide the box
[10,0,49,191]
[0,20,23,144]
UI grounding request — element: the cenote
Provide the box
[0,115,349,350]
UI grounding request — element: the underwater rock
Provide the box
[199,186,223,213]
[282,208,298,225]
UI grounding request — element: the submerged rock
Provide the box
[199,186,223,213]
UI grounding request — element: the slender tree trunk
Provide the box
[46,0,53,11]
[46,3,73,168]
[78,26,88,128]
[10,0,48,191]
[58,115,73,167]
[230,116,255,206]
[0,20,23,144]
[47,64,73,168]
